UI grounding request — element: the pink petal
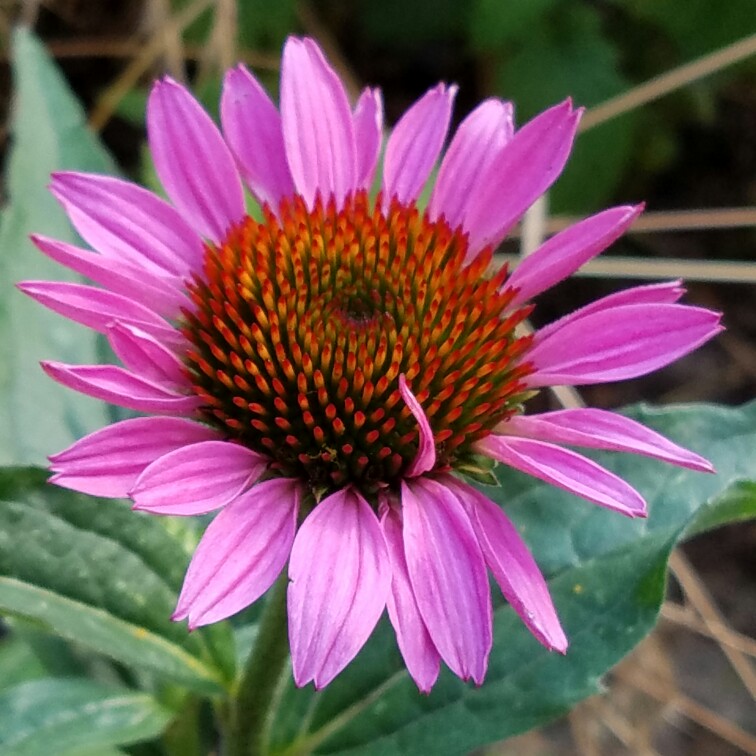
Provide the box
[18,281,177,345]
[476,434,647,517]
[49,172,204,276]
[465,100,581,253]
[41,361,201,415]
[382,83,457,206]
[353,87,384,191]
[131,440,268,515]
[499,409,713,472]
[281,37,356,208]
[147,77,245,242]
[505,205,644,306]
[289,487,390,689]
[527,303,723,387]
[443,475,567,652]
[107,322,187,387]
[401,477,492,684]
[221,64,295,209]
[31,235,190,319]
[174,477,300,627]
[380,504,440,692]
[429,98,513,231]
[48,417,219,498]
[399,375,435,477]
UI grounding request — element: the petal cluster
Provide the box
[22,35,722,692]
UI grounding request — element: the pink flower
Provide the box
[21,36,722,693]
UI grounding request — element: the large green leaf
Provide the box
[265,401,756,755]
[0,28,116,467]
[0,678,171,755]
[0,468,235,694]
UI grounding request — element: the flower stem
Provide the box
[226,572,290,756]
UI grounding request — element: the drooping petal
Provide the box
[48,417,219,498]
[41,362,201,415]
[147,77,245,242]
[353,87,384,190]
[382,83,457,206]
[499,409,713,472]
[131,440,268,515]
[221,64,295,208]
[399,374,435,477]
[174,477,300,627]
[49,172,204,276]
[443,475,567,652]
[281,37,356,207]
[465,100,581,253]
[476,434,647,517]
[289,487,390,689]
[31,235,190,319]
[505,205,644,306]
[380,504,441,692]
[429,98,513,230]
[527,303,723,387]
[107,322,187,387]
[401,477,492,683]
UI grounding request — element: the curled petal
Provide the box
[401,477,492,684]
[353,87,384,191]
[476,434,647,517]
[380,505,440,693]
[289,487,390,689]
[107,322,186,387]
[48,417,219,498]
[281,37,356,207]
[429,98,513,231]
[443,475,567,652]
[383,84,457,205]
[505,205,644,306]
[527,303,723,387]
[148,77,245,242]
[41,362,201,415]
[399,375,435,477]
[221,64,295,208]
[174,478,300,627]
[50,172,203,276]
[131,440,268,515]
[499,409,713,472]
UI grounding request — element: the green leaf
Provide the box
[0,678,171,755]
[0,468,235,694]
[266,401,756,754]
[0,28,117,467]
[0,634,47,692]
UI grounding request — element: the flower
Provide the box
[21,36,722,693]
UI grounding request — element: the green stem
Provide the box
[225,572,291,756]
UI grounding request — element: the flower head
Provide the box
[21,36,722,692]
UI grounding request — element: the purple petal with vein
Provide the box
[49,417,219,498]
[281,37,356,208]
[399,375,435,477]
[174,478,300,627]
[289,487,390,688]
[429,98,513,232]
[527,304,723,387]
[477,434,647,517]
[147,77,245,242]
[499,409,713,472]
[131,440,268,515]
[506,205,643,306]
[466,100,581,252]
[107,322,186,387]
[50,171,203,276]
[383,83,457,205]
[380,504,440,692]
[444,475,567,652]
[401,477,492,683]
[353,87,384,190]
[221,64,295,208]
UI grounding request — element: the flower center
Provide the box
[181,191,534,497]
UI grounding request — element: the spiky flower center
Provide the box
[182,191,533,497]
